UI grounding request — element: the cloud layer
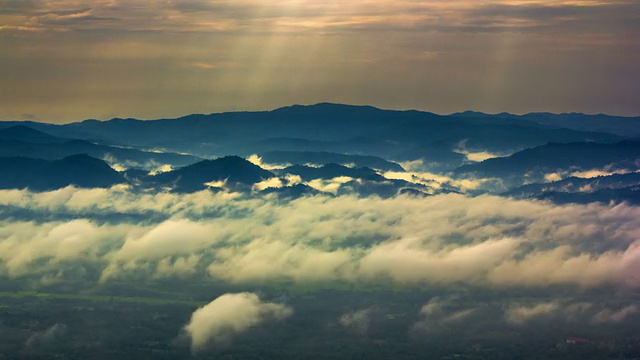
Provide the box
[1,186,639,290]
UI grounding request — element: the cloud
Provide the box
[413,297,477,332]
[25,323,68,350]
[504,302,560,325]
[441,309,475,323]
[100,153,176,173]
[184,292,292,352]
[591,305,638,324]
[544,168,639,183]
[359,237,520,284]
[414,297,635,333]
[544,173,563,182]
[0,219,132,278]
[306,176,354,194]
[420,297,444,316]
[454,140,506,162]
[247,155,288,171]
[503,298,609,326]
[570,169,639,179]
[458,150,502,162]
[339,308,373,335]
[207,239,357,283]
[383,170,498,192]
[252,174,302,191]
[1,187,640,289]
[149,164,174,176]
[204,179,227,189]
[504,301,639,326]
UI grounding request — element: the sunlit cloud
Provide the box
[383,170,495,192]
[184,292,292,351]
[306,176,354,194]
[543,168,639,183]
[1,187,640,289]
[149,164,174,176]
[247,154,288,170]
[570,169,639,179]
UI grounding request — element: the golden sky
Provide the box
[1,0,638,123]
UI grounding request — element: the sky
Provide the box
[1,0,639,123]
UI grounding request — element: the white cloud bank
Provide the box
[184,292,292,352]
[1,187,640,289]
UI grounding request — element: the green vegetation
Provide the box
[0,291,204,307]
[1,283,638,359]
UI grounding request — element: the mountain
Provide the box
[271,163,445,197]
[454,141,640,187]
[0,154,126,190]
[505,172,640,198]
[0,103,625,160]
[260,183,324,198]
[375,120,620,154]
[0,125,69,143]
[503,172,640,205]
[219,137,335,156]
[2,104,639,200]
[276,163,386,182]
[0,126,201,169]
[393,141,467,172]
[534,186,640,205]
[520,113,640,137]
[451,111,640,137]
[335,178,439,198]
[149,156,274,192]
[259,151,405,172]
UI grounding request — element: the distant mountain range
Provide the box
[0,126,200,169]
[452,111,640,137]
[455,140,640,187]
[0,103,625,161]
[506,172,640,197]
[1,103,639,203]
[259,151,405,172]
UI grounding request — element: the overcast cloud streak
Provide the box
[0,0,638,122]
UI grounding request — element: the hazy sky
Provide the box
[1,0,638,123]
